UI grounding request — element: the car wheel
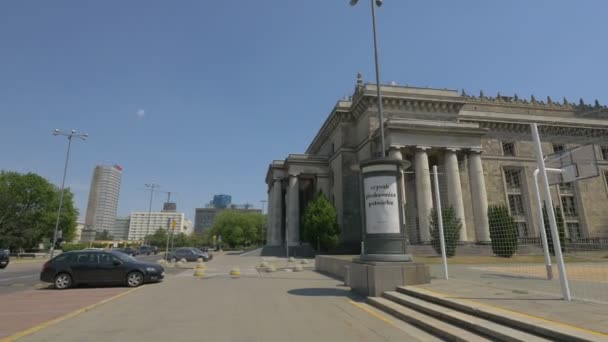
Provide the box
[54,273,72,290]
[126,271,144,287]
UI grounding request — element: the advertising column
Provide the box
[359,158,412,262]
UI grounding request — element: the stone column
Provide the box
[468,150,490,242]
[316,175,330,198]
[389,146,407,228]
[266,179,283,246]
[287,174,300,246]
[388,146,403,160]
[445,148,468,241]
[266,183,274,245]
[415,147,433,242]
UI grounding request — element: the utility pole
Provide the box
[260,200,267,214]
[50,129,88,258]
[144,183,160,245]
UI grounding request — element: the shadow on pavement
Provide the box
[288,287,357,298]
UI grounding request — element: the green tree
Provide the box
[148,228,168,247]
[95,230,113,241]
[301,193,340,252]
[209,210,266,248]
[0,171,78,251]
[429,206,462,257]
[487,205,519,258]
[542,206,566,256]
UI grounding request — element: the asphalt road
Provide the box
[0,253,170,295]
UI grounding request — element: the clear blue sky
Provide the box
[1,1,607,221]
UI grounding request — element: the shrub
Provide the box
[487,205,518,258]
[543,206,565,256]
[429,206,462,257]
[302,192,340,252]
[61,243,87,252]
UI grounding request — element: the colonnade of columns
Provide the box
[266,146,490,246]
[396,146,490,243]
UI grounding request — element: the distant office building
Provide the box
[163,202,177,212]
[80,228,96,243]
[183,219,194,236]
[128,211,185,241]
[73,222,84,243]
[194,204,262,233]
[83,164,122,239]
[110,216,130,240]
[212,194,231,208]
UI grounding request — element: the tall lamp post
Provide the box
[50,129,88,258]
[350,0,386,157]
[144,183,159,245]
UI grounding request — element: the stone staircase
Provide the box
[368,286,603,342]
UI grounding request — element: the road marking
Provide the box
[0,286,143,342]
[410,286,608,337]
[348,300,396,327]
[0,275,36,283]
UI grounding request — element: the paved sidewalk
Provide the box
[417,274,608,335]
[18,255,437,342]
[0,286,133,340]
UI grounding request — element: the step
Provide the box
[397,286,607,342]
[367,297,493,342]
[383,291,549,342]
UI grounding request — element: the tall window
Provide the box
[502,142,516,156]
[503,167,528,236]
[561,196,578,218]
[553,144,565,154]
[508,194,525,216]
[567,222,582,240]
[504,169,521,190]
[601,146,608,160]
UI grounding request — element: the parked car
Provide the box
[138,245,158,255]
[0,249,9,269]
[113,247,139,256]
[167,247,211,262]
[40,250,164,289]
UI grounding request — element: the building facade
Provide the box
[110,216,130,241]
[83,164,122,239]
[127,211,186,241]
[265,75,608,252]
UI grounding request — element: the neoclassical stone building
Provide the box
[265,75,608,253]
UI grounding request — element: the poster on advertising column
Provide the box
[364,175,400,234]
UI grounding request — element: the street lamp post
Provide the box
[50,129,88,258]
[144,183,159,245]
[351,0,386,157]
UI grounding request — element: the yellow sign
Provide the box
[171,220,177,229]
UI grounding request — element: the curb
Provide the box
[0,287,143,342]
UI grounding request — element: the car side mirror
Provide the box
[113,260,121,266]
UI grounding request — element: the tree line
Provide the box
[0,171,78,251]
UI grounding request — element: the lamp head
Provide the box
[375,0,383,6]
[71,129,76,134]
[53,129,59,135]
[350,0,358,6]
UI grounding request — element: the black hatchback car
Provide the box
[40,250,164,289]
[0,249,9,269]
